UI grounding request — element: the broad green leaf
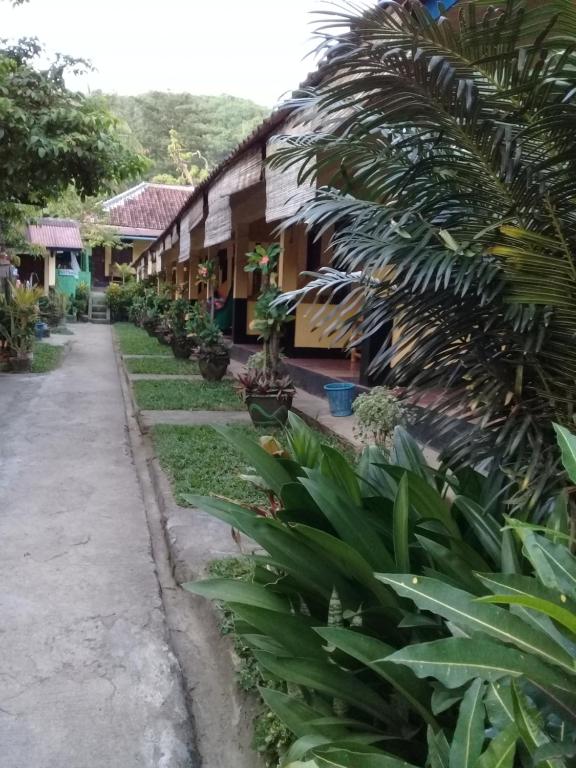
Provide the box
[300,474,392,571]
[383,468,459,537]
[428,728,450,768]
[475,723,517,768]
[295,525,397,606]
[377,574,574,674]
[254,653,394,723]
[477,594,576,635]
[553,424,576,484]
[213,425,293,496]
[390,426,430,483]
[484,682,514,729]
[320,445,362,506]
[315,627,438,728]
[534,742,576,763]
[449,679,484,768]
[511,682,565,768]
[454,496,501,566]
[522,532,576,600]
[387,637,574,693]
[182,578,290,613]
[393,474,411,572]
[231,603,324,659]
[312,742,422,767]
[260,688,342,740]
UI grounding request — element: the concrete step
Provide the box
[90,318,109,325]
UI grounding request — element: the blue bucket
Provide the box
[34,321,45,340]
[324,382,356,417]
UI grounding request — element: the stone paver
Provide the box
[129,374,201,381]
[139,409,251,431]
[0,324,196,768]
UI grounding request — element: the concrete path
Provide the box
[0,325,196,768]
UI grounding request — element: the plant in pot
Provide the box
[237,244,295,426]
[168,298,194,359]
[197,318,230,381]
[196,259,217,319]
[0,284,42,372]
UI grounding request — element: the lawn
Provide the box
[133,378,243,410]
[125,356,199,375]
[32,342,63,373]
[114,322,171,356]
[152,422,357,506]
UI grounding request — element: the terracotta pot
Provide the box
[245,392,294,427]
[171,336,194,359]
[199,351,230,382]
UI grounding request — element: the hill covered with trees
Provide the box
[104,92,269,183]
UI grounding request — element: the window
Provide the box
[217,248,228,283]
[306,230,323,273]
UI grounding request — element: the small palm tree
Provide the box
[112,262,135,285]
[272,0,576,508]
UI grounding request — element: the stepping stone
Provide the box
[139,409,252,431]
[128,374,201,381]
[122,354,172,359]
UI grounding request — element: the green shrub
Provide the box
[184,414,576,767]
[352,386,405,447]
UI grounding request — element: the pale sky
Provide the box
[0,0,339,107]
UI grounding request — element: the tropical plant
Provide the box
[184,417,576,766]
[352,386,405,447]
[197,259,218,319]
[0,284,42,359]
[112,262,136,285]
[270,0,576,510]
[38,289,68,328]
[0,36,145,247]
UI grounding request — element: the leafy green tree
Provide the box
[151,129,210,186]
[104,91,267,180]
[0,32,145,245]
[272,0,576,507]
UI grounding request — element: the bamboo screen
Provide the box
[265,115,316,223]
[178,211,191,263]
[204,148,262,247]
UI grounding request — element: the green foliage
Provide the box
[104,91,267,181]
[0,39,145,245]
[31,341,62,373]
[132,378,242,411]
[38,289,67,328]
[272,0,576,507]
[106,282,146,322]
[114,322,171,356]
[186,413,576,767]
[0,283,41,355]
[167,298,192,338]
[352,387,405,447]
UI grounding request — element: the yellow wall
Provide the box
[131,240,152,266]
[294,303,354,350]
[104,246,112,277]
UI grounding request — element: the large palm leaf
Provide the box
[272,0,576,508]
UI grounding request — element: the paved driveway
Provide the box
[0,325,195,768]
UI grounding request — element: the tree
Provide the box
[104,91,268,180]
[0,37,146,246]
[272,0,576,508]
[151,129,210,186]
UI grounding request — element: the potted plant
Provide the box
[0,284,42,372]
[168,298,194,359]
[237,244,295,426]
[196,258,217,319]
[197,318,230,381]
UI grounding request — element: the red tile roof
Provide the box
[103,183,194,232]
[27,219,83,250]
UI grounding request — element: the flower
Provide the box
[260,255,270,266]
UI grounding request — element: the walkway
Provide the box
[0,325,196,768]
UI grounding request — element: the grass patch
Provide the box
[114,322,171,356]
[32,342,63,373]
[153,424,266,505]
[125,356,199,375]
[151,422,355,506]
[134,378,243,410]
